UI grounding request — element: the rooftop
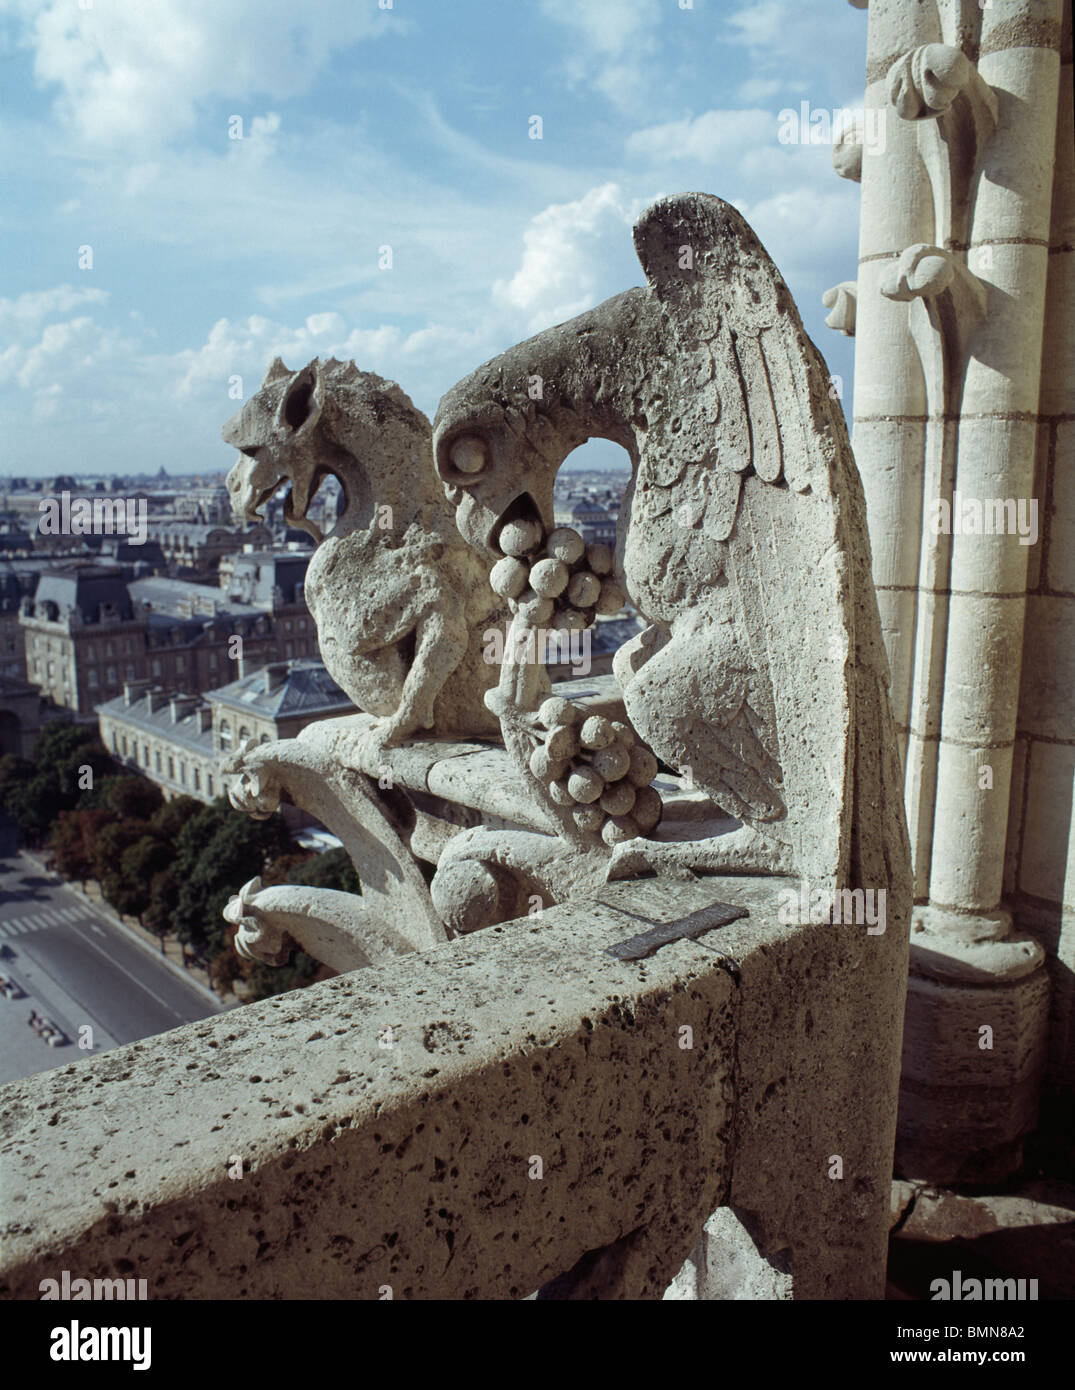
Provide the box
[29,567,134,625]
[209,659,352,719]
[130,575,261,620]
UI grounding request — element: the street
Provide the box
[0,852,223,1084]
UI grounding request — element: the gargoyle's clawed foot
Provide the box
[606,839,699,883]
[606,827,796,881]
[346,718,412,772]
[224,877,294,966]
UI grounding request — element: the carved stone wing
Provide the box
[628,194,873,881]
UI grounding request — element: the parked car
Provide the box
[0,971,26,1000]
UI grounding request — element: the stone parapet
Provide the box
[0,874,907,1300]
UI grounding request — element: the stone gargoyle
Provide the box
[223,356,504,749]
[428,192,909,931]
[219,357,506,971]
[220,192,910,976]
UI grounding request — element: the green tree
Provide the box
[293,846,360,895]
[103,776,164,822]
[171,799,291,964]
[143,870,178,953]
[48,807,112,882]
[92,817,150,885]
[150,795,202,841]
[103,834,173,917]
[0,722,115,845]
[0,754,32,812]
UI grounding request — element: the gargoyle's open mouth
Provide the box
[489,492,546,555]
[227,454,288,524]
[251,480,285,519]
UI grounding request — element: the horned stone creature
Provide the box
[431,193,909,907]
[223,357,504,748]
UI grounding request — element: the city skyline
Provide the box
[1,0,863,477]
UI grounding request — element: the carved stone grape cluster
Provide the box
[528,696,662,845]
[490,523,625,627]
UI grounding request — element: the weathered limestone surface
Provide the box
[664,1209,793,1301]
[192,192,912,1297]
[216,195,911,1035]
[223,357,505,748]
[431,192,910,939]
[892,1180,1075,1299]
[0,876,907,1300]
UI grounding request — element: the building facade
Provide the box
[20,557,319,715]
[97,660,355,803]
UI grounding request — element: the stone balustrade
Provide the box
[0,874,906,1300]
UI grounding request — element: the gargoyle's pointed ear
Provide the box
[633,193,757,292]
[262,356,291,388]
[275,358,324,437]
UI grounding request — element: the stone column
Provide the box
[837,0,1064,1183]
[845,0,939,889]
[1003,0,1075,1096]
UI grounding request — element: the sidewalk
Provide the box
[19,850,236,1011]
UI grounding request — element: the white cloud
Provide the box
[539,0,662,56]
[0,284,108,331]
[738,186,859,285]
[493,184,635,333]
[539,0,664,111]
[32,381,63,422]
[172,314,415,399]
[724,1,789,49]
[626,109,775,164]
[737,77,783,103]
[5,0,404,147]
[721,0,867,93]
[0,315,117,390]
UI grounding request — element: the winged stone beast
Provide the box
[432,192,909,900]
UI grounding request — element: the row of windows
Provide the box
[83,639,135,658]
[110,729,215,798]
[87,666,135,687]
[217,721,271,751]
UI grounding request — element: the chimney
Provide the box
[123,678,151,707]
[197,706,213,732]
[169,694,198,723]
[262,661,289,693]
[145,688,166,713]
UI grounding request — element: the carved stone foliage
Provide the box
[822,281,858,336]
[221,194,910,973]
[886,44,997,250]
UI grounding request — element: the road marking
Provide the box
[89,924,105,937]
[66,923,184,1018]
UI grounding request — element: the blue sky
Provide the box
[0,0,868,478]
